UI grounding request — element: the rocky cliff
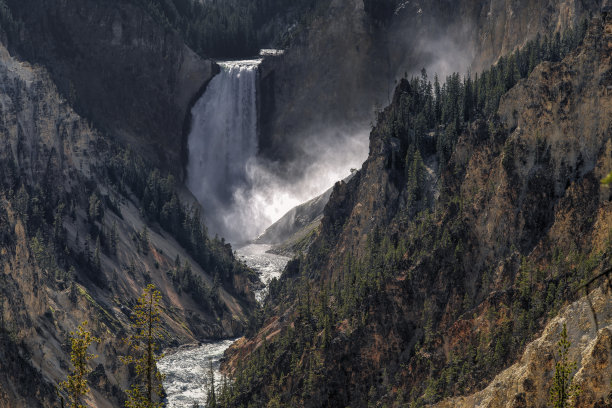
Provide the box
[0,30,254,408]
[434,287,612,408]
[223,13,612,407]
[2,0,216,178]
[259,0,602,168]
[258,0,388,162]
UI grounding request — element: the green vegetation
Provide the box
[122,284,165,408]
[59,321,100,408]
[379,18,587,174]
[106,147,254,300]
[211,20,594,407]
[169,256,221,313]
[549,323,580,408]
[206,359,217,408]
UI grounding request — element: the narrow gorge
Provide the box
[0,0,611,407]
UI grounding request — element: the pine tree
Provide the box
[88,193,101,222]
[406,149,425,207]
[206,359,217,408]
[84,239,91,265]
[60,321,100,408]
[110,221,118,256]
[53,202,65,250]
[549,323,581,408]
[94,236,101,271]
[141,226,149,255]
[122,284,165,408]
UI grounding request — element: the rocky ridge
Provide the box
[224,13,612,407]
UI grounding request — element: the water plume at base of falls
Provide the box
[186,60,369,244]
[226,128,369,243]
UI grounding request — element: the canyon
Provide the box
[0,0,610,407]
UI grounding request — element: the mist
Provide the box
[387,1,475,82]
[186,2,480,245]
[202,126,369,245]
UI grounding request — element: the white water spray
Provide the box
[187,60,369,243]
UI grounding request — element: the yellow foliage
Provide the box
[60,321,100,408]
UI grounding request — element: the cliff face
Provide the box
[464,0,603,71]
[434,287,612,408]
[259,0,601,165]
[258,0,388,161]
[0,37,254,407]
[225,14,612,407]
[3,0,215,177]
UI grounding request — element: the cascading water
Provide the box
[186,59,370,244]
[186,60,261,243]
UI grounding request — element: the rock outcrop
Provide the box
[0,37,253,407]
[224,13,612,407]
[434,288,612,408]
[3,0,216,177]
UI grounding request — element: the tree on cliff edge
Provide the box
[549,323,581,408]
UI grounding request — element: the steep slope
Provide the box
[258,0,387,161]
[434,287,612,408]
[0,38,255,407]
[255,188,332,246]
[1,0,215,177]
[258,0,601,166]
[463,0,602,71]
[222,13,612,407]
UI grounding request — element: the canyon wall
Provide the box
[3,0,216,177]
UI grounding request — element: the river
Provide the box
[158,243,290,408]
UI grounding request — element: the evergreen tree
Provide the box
[141,226,149,255]
[60,321,100,408]
[111,221,118,256]
[84,239,91,265]
[53,202,65,250]
[206,359,217,408]
[406,149,426,206]
[88,193,101,222]
[549,323,581,408]
[122,284,165,408]
[94,236,101,271]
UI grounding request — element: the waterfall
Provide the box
[186,60,261,243]
[187,59,370,244]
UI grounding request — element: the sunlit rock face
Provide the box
[433,288,612,408]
